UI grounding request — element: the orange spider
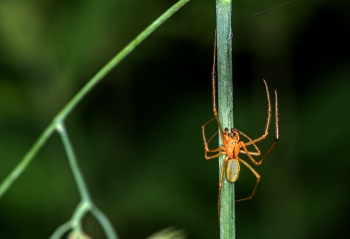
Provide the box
[201,36,279,208]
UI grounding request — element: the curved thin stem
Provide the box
[56,124,91,201]
[54,0,190,123]
[0,123,55,198]
[91,204,117,239]
[50,221,72,239]
[54,123,118,239]
[0,0,190,199]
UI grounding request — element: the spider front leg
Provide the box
[241,86,279,165]
[244,81,279,147]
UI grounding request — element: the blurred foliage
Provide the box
[0,0,349,238]
[147,227,186,239]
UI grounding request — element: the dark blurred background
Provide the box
[1,0,350,238]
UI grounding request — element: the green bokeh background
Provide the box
[1,0,349,238]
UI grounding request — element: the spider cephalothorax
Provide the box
[222,128,240,159]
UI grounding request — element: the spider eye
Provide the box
[224,128,229,133]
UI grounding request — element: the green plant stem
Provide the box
[216,0,235,238]
[0,123,56,198]
[51,123,118,239]
[56,123,91,201]
[91,204,118,239]
[50,221,71,239]
[0,0,190,199]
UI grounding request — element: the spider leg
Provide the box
[201,118,215,151]
[205,151,226,160]
[241,139,277,165]
[235,129,261,156]
[202,118,226,159]
[202,32,229,159]
[207,131,218,145]
[210,30,226,144]
[240,142,262,165]
[218,156,229,216]
[239,91,279,165]
[236,158,260,202]
[244,81,279,146]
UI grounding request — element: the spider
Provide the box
[201,36,279,208]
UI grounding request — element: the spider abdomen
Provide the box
[226,159,240,182]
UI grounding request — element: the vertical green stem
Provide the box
[216,0,235,238]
